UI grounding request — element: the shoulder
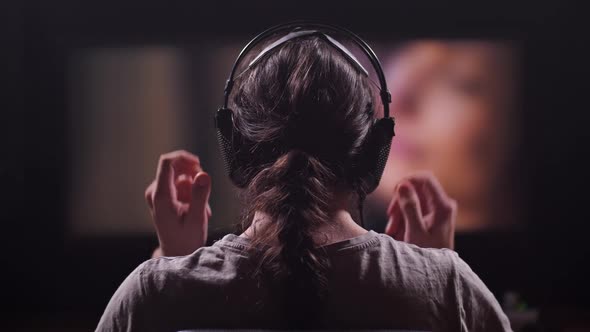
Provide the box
[438,248,513,331]
[373,232,458,274]
[358,233,460,303]
[371,234,469,298]
[139,239,250,292]
[371,235,512,330]
[96,242,250,331]
[96,263,151,331]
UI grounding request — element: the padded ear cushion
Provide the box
[358,117,395,193]
[215,108,249,188]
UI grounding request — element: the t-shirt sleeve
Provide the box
[95,263,152,332]
[450,252,513,332]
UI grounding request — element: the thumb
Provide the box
[385,200,403,238]
[186,172,211,224]
[398,182,425,233]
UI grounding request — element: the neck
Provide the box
[240,192,368,246]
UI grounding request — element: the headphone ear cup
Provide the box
[215,108,248,188]
[358,117,395,193]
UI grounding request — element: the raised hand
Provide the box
[385,171,457,249]
[144,150,212,257]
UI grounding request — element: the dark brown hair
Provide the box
[230,35,375,327]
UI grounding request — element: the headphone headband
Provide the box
[222,21,392,118]
[215,21,395,201]
[247,29,370,77]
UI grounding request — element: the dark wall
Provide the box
[13,0,590,330]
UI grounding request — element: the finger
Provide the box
[394,213,406,241]
[385,216,394,236]
[155,151,201,203]
[385,200,402,237]
[392,205,406,241]
[145,180,156,210]
[398,181,426,233]
[170,150,202,178]
[431,198,458,232]
[409,170,450,209]
[154,155,176,204]
[186,172,212,224]
[175,174,193,203]
[385,182,400,236]
[206,203,212,218]
[162,150,200,164]
[386,182,401,216]
[410,171,457,231]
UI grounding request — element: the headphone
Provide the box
[215,21,395,194]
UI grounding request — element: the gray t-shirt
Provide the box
[96,231,512,332]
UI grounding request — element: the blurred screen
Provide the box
[67,39,520,236]
[366,40,521,232]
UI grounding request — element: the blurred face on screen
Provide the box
[373,41,517,231]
